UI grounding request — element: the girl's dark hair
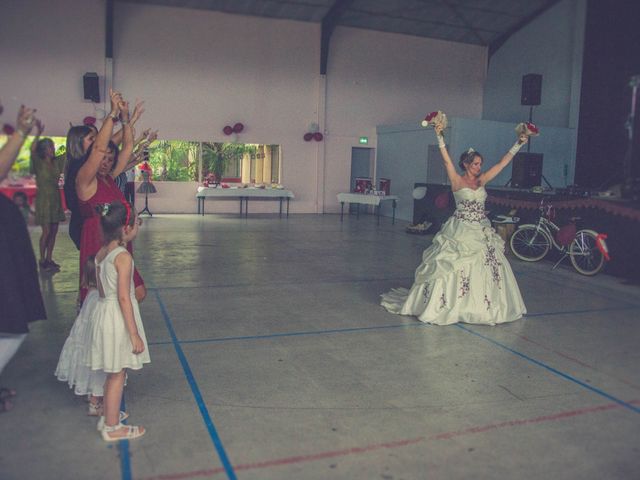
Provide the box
[458,149,483,171]
[82,255,98,289]
[96,201,134,244]
[35,138,55,159]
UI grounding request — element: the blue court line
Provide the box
[455,324,640,415]
[147,304,638,347]
[118,395,131,480]
[154,290,237,480]
[148,322,429,346]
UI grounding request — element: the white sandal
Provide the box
[101,422,145,442]
[96,411,129,431]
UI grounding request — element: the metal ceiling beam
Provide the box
[440,0,486,45]
[489,0,563,58]
[320,0,355,75]
[347,7,499,35]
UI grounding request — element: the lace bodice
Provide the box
[452,187,488,223]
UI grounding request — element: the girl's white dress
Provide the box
[54,289,107,395]
[88,246,150,372]
[381,187,526,325]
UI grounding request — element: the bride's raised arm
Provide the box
[435,124,461,189]
[480,133,528,185]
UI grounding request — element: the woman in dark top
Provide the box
[0,102,47,413]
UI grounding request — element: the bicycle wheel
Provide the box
[569,230,605,275]
[510,225,551,261]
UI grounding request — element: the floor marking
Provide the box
[154,290,237,480]
[136,399,640,480]
[456,324,640,414]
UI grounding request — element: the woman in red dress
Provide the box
[76,89,146,303]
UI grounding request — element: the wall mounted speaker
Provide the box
[512,153,543,188]
[83,72,100,103]
[521,74,542,106]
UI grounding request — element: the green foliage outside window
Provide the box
[146,140,199,181]
[0,135,66,177]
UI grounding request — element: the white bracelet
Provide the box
[509,142,523,156]
[437,135,446,149]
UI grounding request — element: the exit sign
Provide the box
[359,137,368,144]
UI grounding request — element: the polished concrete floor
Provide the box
[2,213,639,480]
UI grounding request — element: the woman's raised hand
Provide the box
[130,100,145,124]
[434,123,444,137]
[109,88,122,117]
[518,133,528,145]
[34,118,44,136]
[119,100,130,123]
[16,105,37,136]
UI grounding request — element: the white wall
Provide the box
[482,0,586,129]
[1,0,488,214]
[0,0,105,135]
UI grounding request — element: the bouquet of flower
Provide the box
[515,121,540,137]
[421,110,447,129]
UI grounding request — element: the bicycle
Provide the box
[508,199,610,275]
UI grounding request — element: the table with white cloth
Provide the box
[196,187,294,217]
[337,193,398,224]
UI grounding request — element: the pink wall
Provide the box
[1,0,487,214]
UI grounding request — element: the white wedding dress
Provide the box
[381,187,526,325]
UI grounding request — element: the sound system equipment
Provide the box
[521,74,542,106]
[512,153,543,188]
[83,72,100,102]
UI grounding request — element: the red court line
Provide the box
[517,335,640,390]
[137,398,640,480]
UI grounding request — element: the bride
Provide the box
[381,123,528,326]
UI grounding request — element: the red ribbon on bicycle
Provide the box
[595,233,611,261]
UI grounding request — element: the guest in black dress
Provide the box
[0,102,47,413]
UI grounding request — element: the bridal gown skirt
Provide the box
[381,215,526,326]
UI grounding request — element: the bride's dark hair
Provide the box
[459,149,483,171]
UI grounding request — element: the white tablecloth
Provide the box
[197,187,294,199]
[337,193,398,205]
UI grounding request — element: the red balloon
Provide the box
[313,132,323,141]
[223,125,233,135]
[233,122,244,133]
[2,123,15,135]
[303,132,313,142]
[83,116,96,126]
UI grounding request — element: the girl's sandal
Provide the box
[96,411,129,431]
[101,423,145,442]
[87,401,103,416]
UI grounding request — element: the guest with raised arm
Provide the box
[75,89,146,304]
[0,102,47,413]
[30,119,67,272]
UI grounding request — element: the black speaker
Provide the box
[83,72,100,103]
[512,153,543,188]
[521,74,542,106]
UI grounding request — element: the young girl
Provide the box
[89,200,149,441]
[55,256,108,415]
